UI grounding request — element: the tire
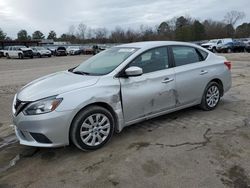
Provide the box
[199,82,221,111]
[70,106,115,151]
[30,55,33,59]
[48,55,51,57]
[18,53,23,59]
[227,48,232,53]
[38,53,42,58]
[212,47,217,53]
[6,53,10,59]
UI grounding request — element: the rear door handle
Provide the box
[162,77,174,83]
[200,70,208,75]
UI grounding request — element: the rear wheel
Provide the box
[70,106,115,151]
[200,82,221,111]
[18,53,23,59]
[227,48,232,53]
[38,53,42,58]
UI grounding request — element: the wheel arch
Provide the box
[68,102,119,143]
[209,78,224,96]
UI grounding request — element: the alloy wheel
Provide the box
[206,85,220,108]
[80,113,111,146]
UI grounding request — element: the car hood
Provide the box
[201,42,214,47]
[17,71,100,101]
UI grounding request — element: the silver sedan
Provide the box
[12,41,232,150]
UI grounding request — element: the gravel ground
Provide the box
[0,53,250,188]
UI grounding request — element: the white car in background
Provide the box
[31,47,52,58]
[4,46,33,59]
[66,46,82,55]
[201,38,233,52]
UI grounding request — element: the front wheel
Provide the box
[200,82,221,111]
[70,106,115,151]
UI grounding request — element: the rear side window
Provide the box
[197,49,208,60]
[172,46,202,67]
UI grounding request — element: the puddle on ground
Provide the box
[0,154,20,174]
[0,133,18,149]
[0,147,39,174]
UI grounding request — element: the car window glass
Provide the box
[129,47,169,74]
[197,49,208,60]
[172,46,201,66]
[217,40,222,44]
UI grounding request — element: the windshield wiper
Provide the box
[72,71,90,75]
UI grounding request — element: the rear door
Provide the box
[119,46,176,124]
[170,46,211,106]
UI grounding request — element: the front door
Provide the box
[119,46,176,124]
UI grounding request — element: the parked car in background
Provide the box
[55,46,67,56]
[0,48,4,58]
[216,41,246,53]
[83,46,94,55]
[92,44,107,55]
[47,46,57,55]
[66,46,82,55]
[245,42,250,53]
[201,38,233,52]
[12,41,231,150]
[31,47,52,58]
[3,46,33,59]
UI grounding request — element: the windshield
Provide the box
[72,47,138,75]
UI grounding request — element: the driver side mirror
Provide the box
[125,66,143,77]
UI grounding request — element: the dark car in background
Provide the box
[216,41,246,53]
[245,42,250,53]
[55,46,67,56]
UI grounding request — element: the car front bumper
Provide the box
[13,110,73,147]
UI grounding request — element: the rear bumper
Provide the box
[13,110,73,147]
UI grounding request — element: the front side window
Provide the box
[129,47,169,74]
[73,47,138,75]
[172,46,201,66]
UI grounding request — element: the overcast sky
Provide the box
[0,0,249,38]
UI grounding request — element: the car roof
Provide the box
[116,41,199,50]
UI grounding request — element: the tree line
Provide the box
[0,10,249,43]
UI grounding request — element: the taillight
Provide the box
[224,61,231,70]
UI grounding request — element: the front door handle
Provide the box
[162,77,174,83]
[200,70,208,75]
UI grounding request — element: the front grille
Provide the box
[14,99,29,116]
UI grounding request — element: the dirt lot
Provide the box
[0,53,250,188]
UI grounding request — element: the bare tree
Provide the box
[68,25,76,36]
[224,10,246,26]
[77,22,87,40]
[94,27,108,42]
[86,28,93,39]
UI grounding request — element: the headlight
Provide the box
[23,96,63,115]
